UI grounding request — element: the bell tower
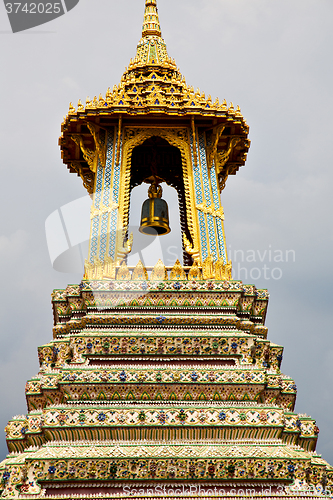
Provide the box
[60,0,250,275]
[1,1,332,499]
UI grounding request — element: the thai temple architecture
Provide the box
[1,1,333,498]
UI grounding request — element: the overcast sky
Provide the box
[1,0,333,464]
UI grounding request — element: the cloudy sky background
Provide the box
[1,0,333,463]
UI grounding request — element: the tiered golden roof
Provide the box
[142,0,162,37]
[59,0,250,195]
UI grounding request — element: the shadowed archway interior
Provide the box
[130,136,193,265]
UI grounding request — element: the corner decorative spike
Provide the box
[142,0,162,37]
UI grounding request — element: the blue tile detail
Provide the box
[210,164,226,261]
[108,127,122,259]
[89,154,104,262]
[103,130,114,206]
[94,159,103,209]
[109,210,118,259]
[207,214,218,261]
[189,134,203,205]
[90,129,116,263]
[90,216,99,262]
[198,210,208,261]
[198,132,212,206]
[216,218,227,264]
[112,135,122,204]
[211,165,220,210]
[98,130,115,261]
[99,212,109,260]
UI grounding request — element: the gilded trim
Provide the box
[119,127,200,259]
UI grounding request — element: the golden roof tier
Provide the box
[59,0,250,198]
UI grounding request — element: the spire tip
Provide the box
[142,0,162,38]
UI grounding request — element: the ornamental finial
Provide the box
[142,0,162,38]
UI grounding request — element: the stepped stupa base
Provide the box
[1,275,332,497]
[21,483,332,500]
[1,438,332,498]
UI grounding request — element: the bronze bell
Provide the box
[139,182,171,235]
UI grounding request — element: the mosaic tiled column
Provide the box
[210,160,228,264]
[189,130,209,262]
[88,157,104,263]
[88,126,123,263]
[190,128,228,265]
[108,127,122,260]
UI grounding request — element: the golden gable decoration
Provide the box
[150,259,168,281]
[132,260,149,281]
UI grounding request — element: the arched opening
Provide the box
[128,136,193,266]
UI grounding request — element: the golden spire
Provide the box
[142,0,162,37]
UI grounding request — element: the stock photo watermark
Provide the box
[120,484,331,497]
[228,245,296,282]
[45,195,296,281]
[3,0,80,32]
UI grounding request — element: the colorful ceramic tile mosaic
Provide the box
[1,1,332,499]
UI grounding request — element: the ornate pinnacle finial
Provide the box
[142,0,162,38]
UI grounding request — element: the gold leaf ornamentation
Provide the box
[116,230,133,263]
[77,99,84,112]
[116,261,131,281]
[188,261,202,281]
[71,162,94,197]
[103,256,116,280]
[170,260,187,281]
[84,257,104,280]
[90,205,100,220]
[215,258,232,281]
[87,123,107,168]
[146,89,166,107]
[202,255,215,280]
[90,202,119,220]
[183,233,200,261]
[92,257,104,280]
[71,134,98,174]
[196,203,224,220]
[132,260,148,281]
[84,260,94,280]
[206,124,225,170]
[68,102,76,115]
[216,137,241,191]
[150,259,167,281]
